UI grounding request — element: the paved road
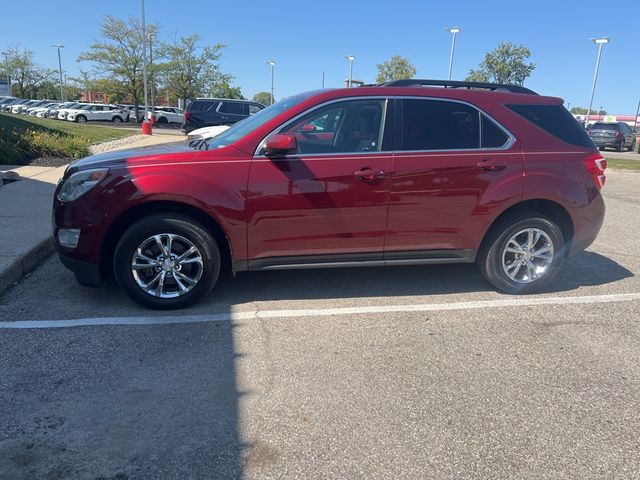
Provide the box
[1,171,639,479]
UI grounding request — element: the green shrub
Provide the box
[0,127,90,165]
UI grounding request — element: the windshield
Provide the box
[204,90,323,150]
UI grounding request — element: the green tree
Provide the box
[375,55,416,83]
[207,73,243,99]
[466,42,535,86]
[252,91,272,106]
[158,34,228,107]
[4,44,53,98]
[79,16,159,120]
[570,106,607,115]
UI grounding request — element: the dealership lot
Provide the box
[1,171,639,479]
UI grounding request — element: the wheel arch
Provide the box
[480,199,574,257]
[100,200,233,280]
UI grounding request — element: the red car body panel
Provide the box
[53,85,606,286]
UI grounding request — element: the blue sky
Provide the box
[2,0,638,114]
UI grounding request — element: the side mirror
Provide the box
[264,133,297,156]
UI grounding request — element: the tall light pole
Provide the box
[345,55,355,87]
[141,0,150,124]
[1,51,9,92]
[267,60,275,105]
[445,27,460,81]
[50,44,64,101]
[585,37,609,127]
[633,99,640,132]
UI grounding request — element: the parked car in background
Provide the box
[57,104,91,120]
[181,98,265,133]
[587,122,637,151]
[12,100,42,114]
[2,98,28,112]
[186,124,231,148]
[54,79,607,309]
[66,104,126,123]
[41,102,79,118]
[27,102,59,116]
[153,107,184,124]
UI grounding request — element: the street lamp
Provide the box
[585,37,609,127]
[345,55,355,87]
[1,51,9,93]
[445,27,460,81]
[267,60,276,105]
[50,44,64,102]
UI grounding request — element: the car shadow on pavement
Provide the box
[205,250,634,306]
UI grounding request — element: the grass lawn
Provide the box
[604,158,640,170]
[0,113,134,144]
[0,113,137,165]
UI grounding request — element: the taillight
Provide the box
[614,131,622,138]
[184,111,190,121]
[583,153,607,189]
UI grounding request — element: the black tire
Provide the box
[76,115,87,123]
[114,214,221,309]
[112,116,123,123]
[477,213,564,294]
[628,139,635,152]
[156,116,168,125]
[616,140,624,152]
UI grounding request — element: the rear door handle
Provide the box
[354,167,385,182]
[477,159,507,171]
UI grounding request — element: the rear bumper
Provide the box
[568,190,605,256]
[592,139,623,149]
[58,252,103,287]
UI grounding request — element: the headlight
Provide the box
[57,168,109,202]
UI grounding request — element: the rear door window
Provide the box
[189,100,218,112]
[400,99,480,151]
[249,104,262,115]
[507,104,594,148]
[218,102,246,115]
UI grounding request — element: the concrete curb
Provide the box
[0,237,55,296]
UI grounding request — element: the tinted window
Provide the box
[248,104,262,115]
[481,114,509,148]
[401,99,480,151]
[277,99,386,155]
[507,104,594,148]
[189,100,218,111]
[219,102,245,115]
[590,123,618,131]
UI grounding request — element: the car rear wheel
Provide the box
[114,214,221,309]
[478,213,564,294]
[616,140,625,152]
[628,139,635,151]
[156,116,168,125]
[112,116,123,123]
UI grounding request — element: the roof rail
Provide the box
[379,79,537,95]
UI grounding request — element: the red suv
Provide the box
[53,79,606,309]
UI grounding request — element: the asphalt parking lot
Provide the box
[1,171,639,479]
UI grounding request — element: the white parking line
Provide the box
[1,292,639,330]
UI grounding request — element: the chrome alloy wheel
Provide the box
[501,228,554,284]
[131,233,204,298]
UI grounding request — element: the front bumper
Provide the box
[58,252,103,287]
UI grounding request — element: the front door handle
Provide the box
[354,167,385,182]
[477,159,507,171]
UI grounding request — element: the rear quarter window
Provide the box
[507,104,595,148]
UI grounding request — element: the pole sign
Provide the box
[0,80,10,96]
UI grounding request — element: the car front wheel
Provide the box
[114,214,221,309]
[478,213,564,294]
